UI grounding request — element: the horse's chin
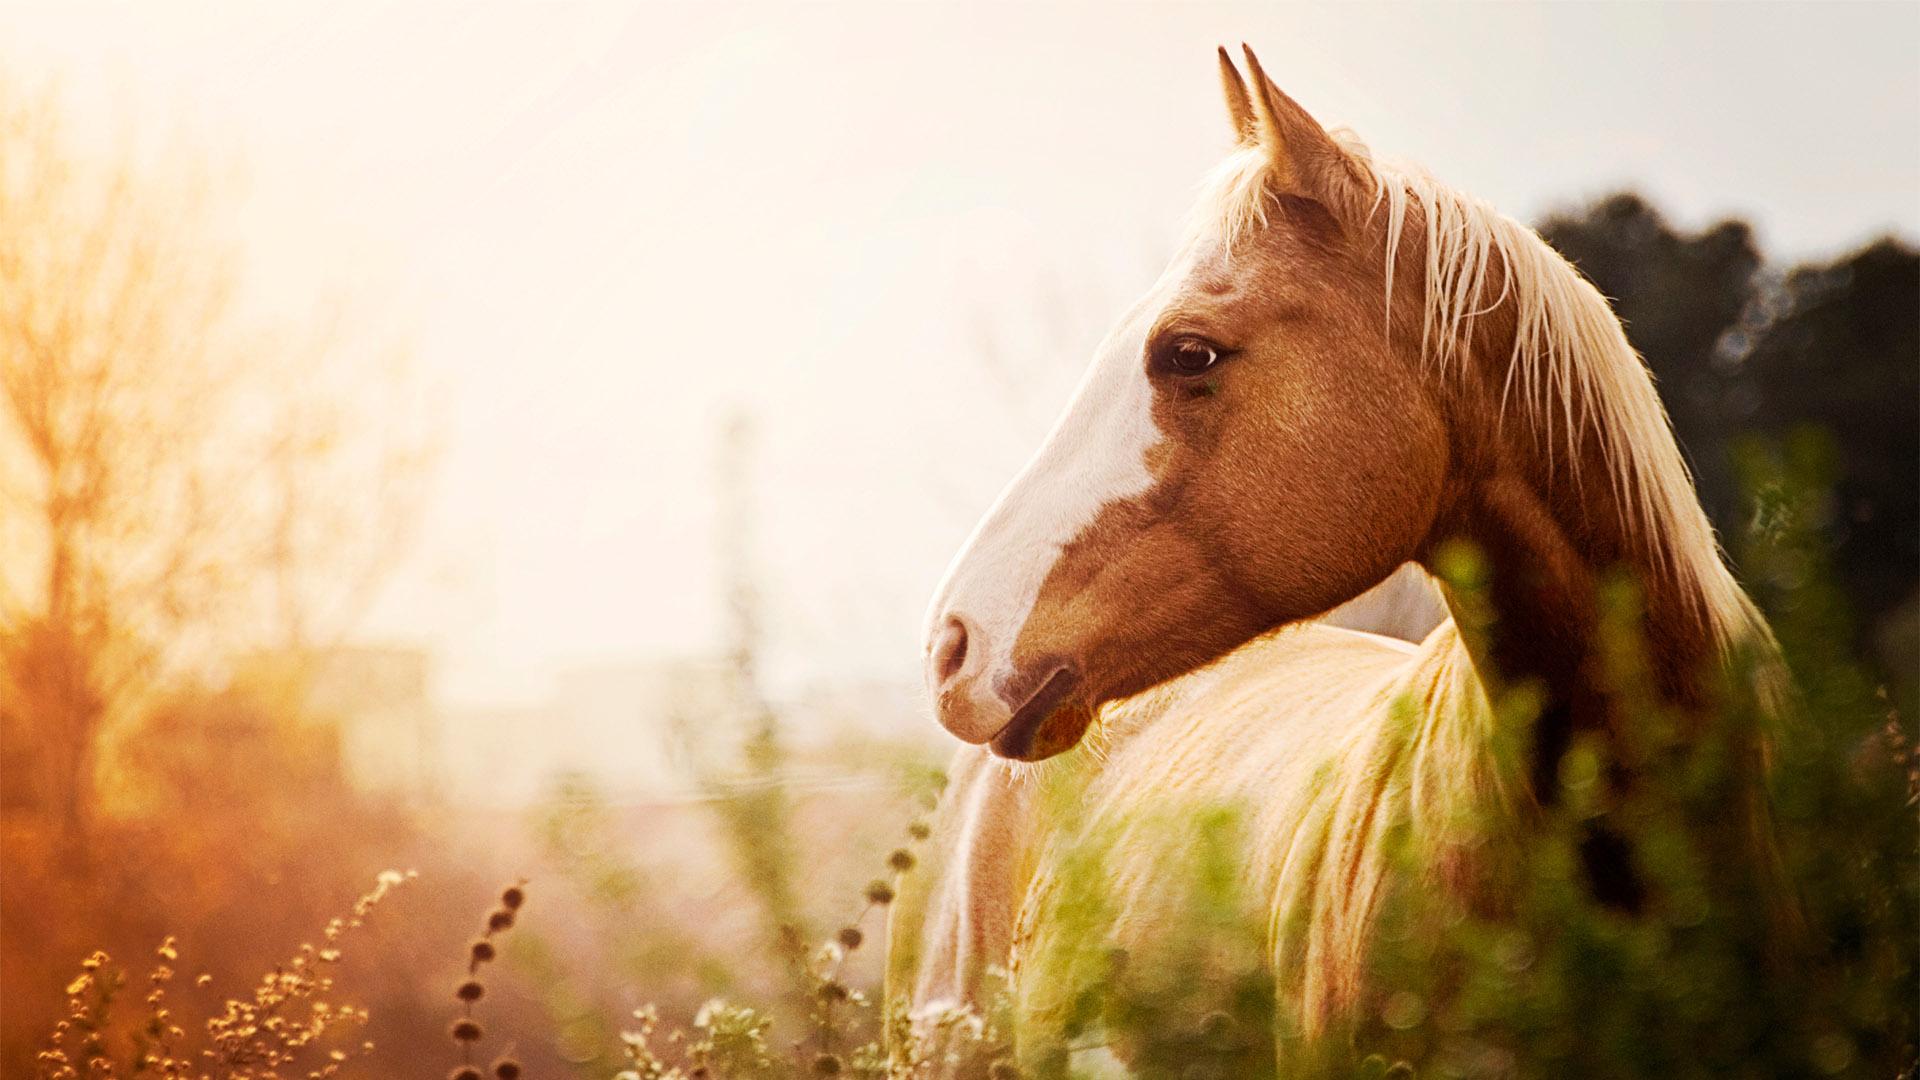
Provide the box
[988,698,1097,762]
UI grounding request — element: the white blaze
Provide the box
[925,262,1189,714]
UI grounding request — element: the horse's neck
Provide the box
[1425,314,1731,806]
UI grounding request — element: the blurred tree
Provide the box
[1540,195,1917,670]
[1537,193,1763,529]
[1735,240,1919,642]
[0,88,430,856]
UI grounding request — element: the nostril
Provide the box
[932,617,970,687]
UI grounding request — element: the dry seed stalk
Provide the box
[449,881,527,1080]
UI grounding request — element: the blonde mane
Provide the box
[1191,138,1775,666]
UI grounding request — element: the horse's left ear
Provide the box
[1233,45,1359,209]
[1217,46,1256,144]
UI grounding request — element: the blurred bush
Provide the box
[1346,437,1916,1080]
[1540,199,1917,690]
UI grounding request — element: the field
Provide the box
[2,8,1916,1079]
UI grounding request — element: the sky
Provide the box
[4,2,1916,711]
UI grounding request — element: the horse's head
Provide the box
[926,48,1451,760]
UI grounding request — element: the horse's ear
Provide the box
[1216,47,1256,145]
[1237,45,1356,206]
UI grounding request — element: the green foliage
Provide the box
[707,718,810,998]
[1342,437,1917,1080]
[1008,788,1276,1079]
[867,438,1913,1080]
[586,821,979,1080]
[613,1001,779,1080]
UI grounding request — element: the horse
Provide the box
[886,45,1789,1074]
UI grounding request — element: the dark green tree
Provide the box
[1736,240,1919,642]
[1540,196,1917,678]
[1538,194,1762,529]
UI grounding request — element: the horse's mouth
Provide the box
[989,666,1088,761]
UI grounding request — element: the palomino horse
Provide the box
[888,46,1786,1072]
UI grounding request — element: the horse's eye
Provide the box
[1159,338,1224,375]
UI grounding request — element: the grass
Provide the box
[35,870,411,1079]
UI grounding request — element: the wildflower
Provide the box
[777,923,805,957]
[864,880,895,905]
[836,926,863,950]
[887,848,916,872]
[500,885,525,910]
[450,1068,483,1080]
[813,1051,843,1075]
[470,940,496,964]
[456,980,485,1002]
[487,908,515,932]
[451,1019,483,1042]
[492,1058,522,1079]
[908,820,932,841]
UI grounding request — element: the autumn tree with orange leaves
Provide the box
[0,88,431,859]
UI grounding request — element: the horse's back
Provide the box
[890,569,1465,1071]
[1002,622,1489,1074]
[1094,618,1430,790]
[893,613,1438,995]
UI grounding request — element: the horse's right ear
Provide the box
[1231,45,1359,209]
